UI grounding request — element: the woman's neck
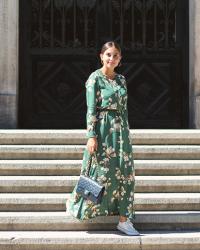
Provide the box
[100,67,116,79]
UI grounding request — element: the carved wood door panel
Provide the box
[19,0,188,128]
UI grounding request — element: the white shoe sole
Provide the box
[117,224,140,236]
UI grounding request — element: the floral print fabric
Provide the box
[68,69,136,221]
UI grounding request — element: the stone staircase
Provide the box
[0,129,200,250]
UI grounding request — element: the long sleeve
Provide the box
[85,74,98,138]
[121,75,130,128]
[124,108,130,128]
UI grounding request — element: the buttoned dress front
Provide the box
[68,68,136,221]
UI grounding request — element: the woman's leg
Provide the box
[119,215,127,222]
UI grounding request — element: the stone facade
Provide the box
[0,0,18,128]
[0,0,199,128]
[189,0,200,128]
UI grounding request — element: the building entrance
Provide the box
[19,0,189,128]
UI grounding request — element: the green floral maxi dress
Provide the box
[68,68,136,221]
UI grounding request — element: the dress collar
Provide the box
[97,68,118,81]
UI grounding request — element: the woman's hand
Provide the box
[87,137,98,154]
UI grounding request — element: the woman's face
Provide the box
[100,46,121,70]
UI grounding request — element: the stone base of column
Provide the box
[191,96,200,128]
[0,94,17,128]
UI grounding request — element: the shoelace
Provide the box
[119,219,132,225]
[126,219,136,229]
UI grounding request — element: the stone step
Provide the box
[0,159,199,176]
[0,145,200,159]
[0,211,199,231]
[0,230,200,250]
[0,176,199,193]
[0,129,200,145]
[136,160,200,175]
[0,160,81,176]
[0,193,200,211]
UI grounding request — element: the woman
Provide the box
[67,41,139,236]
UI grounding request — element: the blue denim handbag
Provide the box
[76,152,105,204]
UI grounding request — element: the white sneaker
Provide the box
[117,219,140,236]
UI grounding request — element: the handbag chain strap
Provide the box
[85,151,99,177]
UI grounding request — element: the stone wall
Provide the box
[189,0,200,128]
[0,0,18,128]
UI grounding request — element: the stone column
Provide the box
[189,0,200,128]
[0,0,18,128]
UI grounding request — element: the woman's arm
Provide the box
[121,75,130,128]
[85,73,98,138]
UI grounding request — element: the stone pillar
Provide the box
[0,0,18,128]
[189,0,200,128]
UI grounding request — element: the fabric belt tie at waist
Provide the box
[97,107,119,112]
[97,108,124,113]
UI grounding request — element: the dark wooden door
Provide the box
[19,0,188,128]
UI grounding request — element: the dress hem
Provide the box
[67,208,136,222]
